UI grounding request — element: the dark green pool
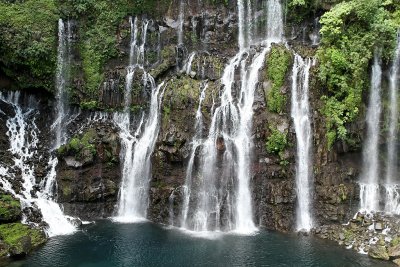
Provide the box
[11,221,393,267]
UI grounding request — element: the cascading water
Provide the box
[359,53,382,212]
[384,34,400,214]
[266,0,284,43]
[53,19,72,148]
[0,92,76,237]
[178,0,185,46]
[184,52,196,75]
[114,17,166,222]
[291,55,313,232]
[180,0,283,233]
[115,78,165,222]
[180,81,208,229]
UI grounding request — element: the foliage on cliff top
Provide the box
[317,0,398,148]
[0,0,58,91]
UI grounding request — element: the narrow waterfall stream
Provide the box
[180,81,208,229]
[114,17,166,222]
[178,0,185,46]
[53,19,72,148]
[360,53,382,212]
[291,55,313,232]
[384,34,400,214]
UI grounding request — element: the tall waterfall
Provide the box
[384,34,400,214]
[291,55,313,231]
[178,0,185,46]
[180,0,283,233]
[359,53,382,212]
[53,19,72,148]
[0,92,76,237]
[114,17,165,222]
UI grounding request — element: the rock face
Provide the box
[0,0,396,265]
[56,118,121,220]
[47,1,362,233]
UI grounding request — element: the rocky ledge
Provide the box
[314,212,400,265]
[0,192,47,263]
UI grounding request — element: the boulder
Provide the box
[368,245,389,261]
[393,259,400,266]
[388,244,400,258]
[374,222,383,231]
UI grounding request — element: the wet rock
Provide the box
[368,245,389,261]
[339,233,345,240]
[388,244,400,258]
[374,222,383,231]
[65,157,83,168]
[393,259,400,266]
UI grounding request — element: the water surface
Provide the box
[13,221,393,267]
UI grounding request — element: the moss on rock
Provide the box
[0,195,21,223]
[58,128,97,165]
[0,223,46,258]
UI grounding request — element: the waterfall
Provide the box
[359,53,382,212]
[0,92,76,237]
[183,52,196,75]
[114,17,165,222]
[178,0,185,46]
[53,19,72,148]
[384,34,400,214]
[266,0,284,43]
[291,55,313,232]
[309,18,320,46]
[180,0,283,233]
[114,78,165,222]
[180,81,208,229]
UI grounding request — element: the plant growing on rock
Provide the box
[266,126,288,156]
[318,0,398,148]
[265,45,292,114]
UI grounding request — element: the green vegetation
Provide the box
[0,0,58,91]
[318,0,398,148]
[58,128,97,161]
[286,0,341,23]
[80,101,98,110]
[0,194,21,222]
[58,0,172,96]
[0,223,46,256]
[266,126,288,156]
[266,45,292,113]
